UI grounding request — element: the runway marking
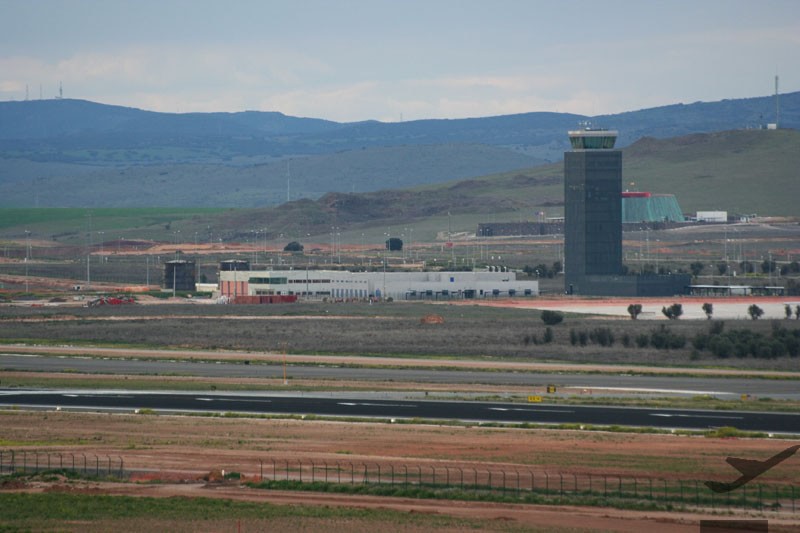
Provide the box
[61,394,134,398]
[650,413,744,420]
[338,402,417,408]
[488,407,574,413]
[591,387,732,395]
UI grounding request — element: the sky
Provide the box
[1,0,798,122]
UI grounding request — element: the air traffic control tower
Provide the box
[564,128,623,293]
[564,128,689,296]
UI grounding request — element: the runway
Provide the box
[1,390,798,433]
[2,353,799,399]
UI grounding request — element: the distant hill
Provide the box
[207,129,800,241]
[0,92,797,208]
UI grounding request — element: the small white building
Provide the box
[218,268,538,301]
[696,211,728,223]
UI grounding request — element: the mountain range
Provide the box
[0,92,797,208]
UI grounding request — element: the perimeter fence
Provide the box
[2,450,797,513]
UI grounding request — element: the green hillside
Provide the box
[0,129,797,245]
[622,129,799,215]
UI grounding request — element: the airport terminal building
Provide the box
[218,267,539,301]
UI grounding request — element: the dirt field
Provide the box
[2,410,800,531]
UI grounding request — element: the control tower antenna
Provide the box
[58,82,63,99]
[775,75,780,128]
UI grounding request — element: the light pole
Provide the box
[24,230,30,293]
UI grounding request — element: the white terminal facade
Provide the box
[218,268,539,301]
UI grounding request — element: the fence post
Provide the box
[634,477,637,498]
[649,477,653,501]
[82,453,86,475]
[502,470,506,495]
[416,465,421,486]
[390,464,394,486]
[545,472,549,493]
[489,470,493,491]
[349,462,354,484]
[445,466,450,487]
[618,476,622,498]
[118,456,123,478]
[588,473,592,495]
[472,468,477,492]
[35,452,39,473]
[679,480,683,505]
[95,455,99,477]
[324,461,329,484]
[107,455,112,476]
[458,467,464,490]
[310,460,315,483]
[663,479,667,503]
[71,454,75,473]
[516,470,520,496]
[285,459,289,481]
[529,470,534,493]
[47,452,51,470]
[559,473,563,497]
[403,465,408,487]
[573,474,577,495]
[362,463,367,484]
[604,475,607,498]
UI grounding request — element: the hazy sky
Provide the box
[1,0,797,122]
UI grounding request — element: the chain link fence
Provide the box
[2,450,796,513]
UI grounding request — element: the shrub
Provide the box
[543,327,554,344]
[589,327,614,347]
[747,304,764,320]
[661,303,683,320]
[540,310,564,325]
[709,320,725,335]
[621,333,631,348]
[627,303,642,320]
[578,330,588,346]
[283,241,304,252]
[702,302,713,320]
[569,329,578,346]
[635,334,649,348]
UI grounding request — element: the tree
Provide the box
[702,302,713,320]
[385,237,403,251]
[540,310,564,325]
[786,304,793,320]
[627,303,642,320]
[717,263,728,276]
[747,304,764,320]
[690,262,704,277]
[796,305,800,320]
[284,241,304,252]
[662,303,683,320]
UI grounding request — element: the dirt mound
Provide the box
[420,314,445,324]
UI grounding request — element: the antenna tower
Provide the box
[775,75,780,128]
[58,82,63,99]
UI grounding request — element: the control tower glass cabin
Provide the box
[564,128,623,293]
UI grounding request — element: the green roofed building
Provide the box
[622,192,685,223]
